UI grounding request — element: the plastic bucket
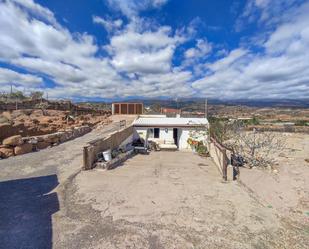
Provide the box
[102,149,112,161]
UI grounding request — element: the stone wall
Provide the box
[83,126,133,170]
[0,125,91,159]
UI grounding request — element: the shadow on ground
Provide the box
[0,174,59,249]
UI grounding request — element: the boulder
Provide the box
[37,141,50,150]
[14,143,33,155]
[0,147,14,158]
[0,115,10,124]
[36,136,45,142]
[1,111,12,121]
[22,137,38,144]
[59,133,69,143]
[2,135,23,146]
[42,134,59,143]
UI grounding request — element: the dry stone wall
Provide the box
[0,125,91,159]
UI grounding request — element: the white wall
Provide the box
[178,128,190,150]
[179,128,208,151]
[134,126,208,151]
[159,128,173,141]
[134,127,147,140]
[134,127,173,142]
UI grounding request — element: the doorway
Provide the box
[173,128,178,147]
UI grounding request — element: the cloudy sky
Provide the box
[0,0,308,100]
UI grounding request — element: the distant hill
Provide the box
[99,98,309,109]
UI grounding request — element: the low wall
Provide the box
[208,137,229,181]
[83,126,134,170]
[0,125,91,159]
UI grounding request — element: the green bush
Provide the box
[196,143,209,156]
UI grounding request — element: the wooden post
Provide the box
[222,149,228,181]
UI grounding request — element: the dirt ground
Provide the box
[55,150,309,249]
[239,133,309,225]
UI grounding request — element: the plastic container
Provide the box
[102,149,112,161]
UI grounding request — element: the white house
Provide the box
[132,115,209,151]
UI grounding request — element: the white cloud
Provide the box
[93,15,123,32]
[0,1,124,98]
[184,39,212,59]
[106,0,168,18]
[125,69,194,98]
[192,2,309,99]
[0,1,192,99]
[235,0,301,31]
[207,48,248,72]
[11,0,58,26]
[0,0,307,100]
[107,22,183,74]
[0,68,42,87]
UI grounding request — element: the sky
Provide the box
[0,0,309,101]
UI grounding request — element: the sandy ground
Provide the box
[239,133,309,224]
[56,151,308,249]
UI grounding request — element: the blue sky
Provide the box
[0,0,308,100]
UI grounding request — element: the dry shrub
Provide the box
[219,121,286,168]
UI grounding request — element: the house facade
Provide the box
[132,115,209,151]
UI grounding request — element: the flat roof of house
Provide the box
[133,116,208,127]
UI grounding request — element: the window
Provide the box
[154,128,160,138]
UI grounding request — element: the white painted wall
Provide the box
[178,128,190,150]
[134,126,208,151]
[178,128,208,151]
[159,128,173,141]
[134,127,147,140]
[134,127,174,142]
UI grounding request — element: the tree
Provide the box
[210,118,286,169]
[10,91,26,100]
[224,125,286,169]
[30,91,44,100]
[209,118,235,144]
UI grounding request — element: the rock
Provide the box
[22,137,38,144]
[39,117,53,124]
[36,136,45,142]
[42,134,59,143]
[1,111,12,120]
[32,119,40,124]
[0,147,14,158]
[0,144,10,148]
[2,135,23,146]
[37,141,50,150]
[0,115,10,124]
[59,133,70,143]
[14,143,33,155]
